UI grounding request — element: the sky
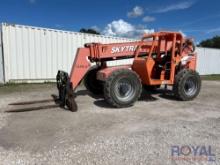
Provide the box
[0,0,220,42]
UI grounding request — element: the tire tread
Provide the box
[174,69,201,101]
[104,69,142,107]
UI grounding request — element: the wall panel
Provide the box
[1,23,220,83]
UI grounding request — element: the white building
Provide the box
[0,23,220,83]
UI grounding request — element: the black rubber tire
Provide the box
[173,69,201,101]
[84,66,103,95]
[104,69,142,108]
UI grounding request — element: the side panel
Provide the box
[0,26,4,83]
[2,23,220,83]
[2,23,136,83]
[196,47,220,75]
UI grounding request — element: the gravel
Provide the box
[0,81,219,165]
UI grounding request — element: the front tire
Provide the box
[104,69,142,108]
[173,69,201,101]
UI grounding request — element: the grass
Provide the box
[201,74,220,81]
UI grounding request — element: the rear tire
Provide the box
[104,69,142,108]
[173,69,201,101]
[84,66,103,95]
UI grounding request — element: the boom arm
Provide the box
[69,39,174,89]
[69,42,143,90]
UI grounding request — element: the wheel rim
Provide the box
[114,77,135,102]
[183,77,198,96]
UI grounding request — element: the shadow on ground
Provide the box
[5,88,180,112]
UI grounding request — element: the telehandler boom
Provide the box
[57,31,201,111]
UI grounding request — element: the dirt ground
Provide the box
[0,81,219,165]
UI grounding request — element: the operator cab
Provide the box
[132,32,183,85]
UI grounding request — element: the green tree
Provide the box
[198,36,220,49]
[79,28,100,35]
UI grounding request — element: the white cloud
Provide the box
[127,6,144,18]
[142,16,156,22]
[102,19,154,38]
[153,1,194,13]
[103,19,134,36]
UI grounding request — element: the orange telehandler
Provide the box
[56,31,201,112]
